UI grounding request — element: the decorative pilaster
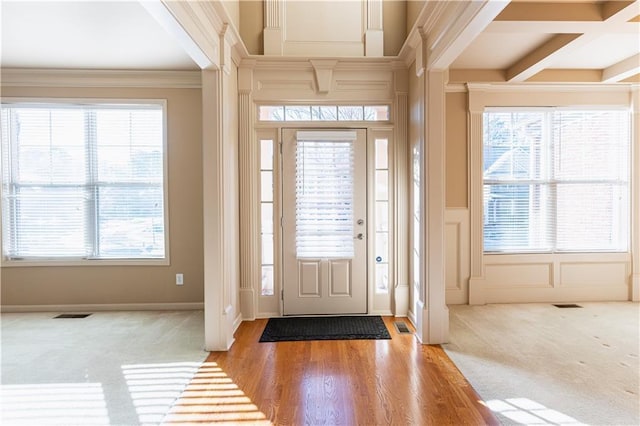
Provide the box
[365,0,383,56]
[467,85,486,305]
[632,85,640,301]
[393,67,409,316]
[239,65,259,319]
[264,0,283,55]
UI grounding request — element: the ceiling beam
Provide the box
[601,0,637,21]
[602,53,640,82]
[139,0,217,70]
[495,2,602,21]
[429,0,511,70]
[506,33,585,81]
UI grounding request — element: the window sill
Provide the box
[0,258,170,267]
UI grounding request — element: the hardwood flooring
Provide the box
[163,316,499,425]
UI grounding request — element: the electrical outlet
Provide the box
[176,273,184,286]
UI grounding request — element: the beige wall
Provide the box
[0,85,204,307]
[240,1,264,55]
[383,0,407,56]
[407,0,424,32]
[445,91,468,208]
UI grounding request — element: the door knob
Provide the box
[357,219,364,225]
[355,233,364,240]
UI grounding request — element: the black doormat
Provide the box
[259,315,391,342]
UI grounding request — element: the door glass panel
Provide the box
[295,140,354,258]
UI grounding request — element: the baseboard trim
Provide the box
[233,313,243,334]
[0,302,204,313]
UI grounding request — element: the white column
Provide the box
[631,85,640,301]
[238,65,259,319]
[417,69,449,344]
[202,69,233,351]
[264,0,283,55]
[393,67,409,316]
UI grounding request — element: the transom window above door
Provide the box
[258,105,389,122]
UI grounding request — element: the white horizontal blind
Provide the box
[553,110,629,251]
[1,102,165,260]
[295,136,355,258]
[483,108,629,253]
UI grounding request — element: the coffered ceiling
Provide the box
[449,0,640,83]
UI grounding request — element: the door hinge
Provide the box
[279,142,283,154]
[281,289,284,300]
[280,217,283,228]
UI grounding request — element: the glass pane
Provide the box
[296,140,354,258]
[338,106,364,121]
[376,170,388,201]
[261,171,273,202]
[311,106,337,121]
[365,106,389,121]
[259,106,284,121]
[261,265,274,296]
[375,263,389,293]
[262,233,274,264]
[376,201,388,232]
[97,146,162,183]
[553,110,629,181]
[285,106,312,121]
[260,139,273,170]
[556,183,628,251]
[483,183,551,252]
[8,187,89,257]
[483,111,545,181]
[18,146,85,184]
[261,202,273,234]
[375,232,388,263]
[97,186,165,258]
[375,138,388,169]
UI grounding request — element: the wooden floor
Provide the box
[163,317,499,425]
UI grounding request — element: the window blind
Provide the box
[295,139,354,258]
[1,102,166,260]
[483,108,629,253]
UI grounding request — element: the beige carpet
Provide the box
[443,302,640,426]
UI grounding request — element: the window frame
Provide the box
[0,97,170,267]
[482,106,630,254]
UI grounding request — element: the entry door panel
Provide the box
[282,129,367,315]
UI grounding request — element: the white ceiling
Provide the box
[0,1,198,70]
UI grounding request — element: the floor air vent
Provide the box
[394,321,412,334]
[553,304,583,309]
[54,314,92,319]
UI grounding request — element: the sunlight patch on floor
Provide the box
[484,397,587,425]
[161,361,272,425]
[0,383,110,425]
[122,362,203,425]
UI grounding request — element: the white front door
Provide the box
[282,129,367,315]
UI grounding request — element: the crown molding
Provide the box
[466,82,635,93]
[0,69,202,89]
[250,56,396,72]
